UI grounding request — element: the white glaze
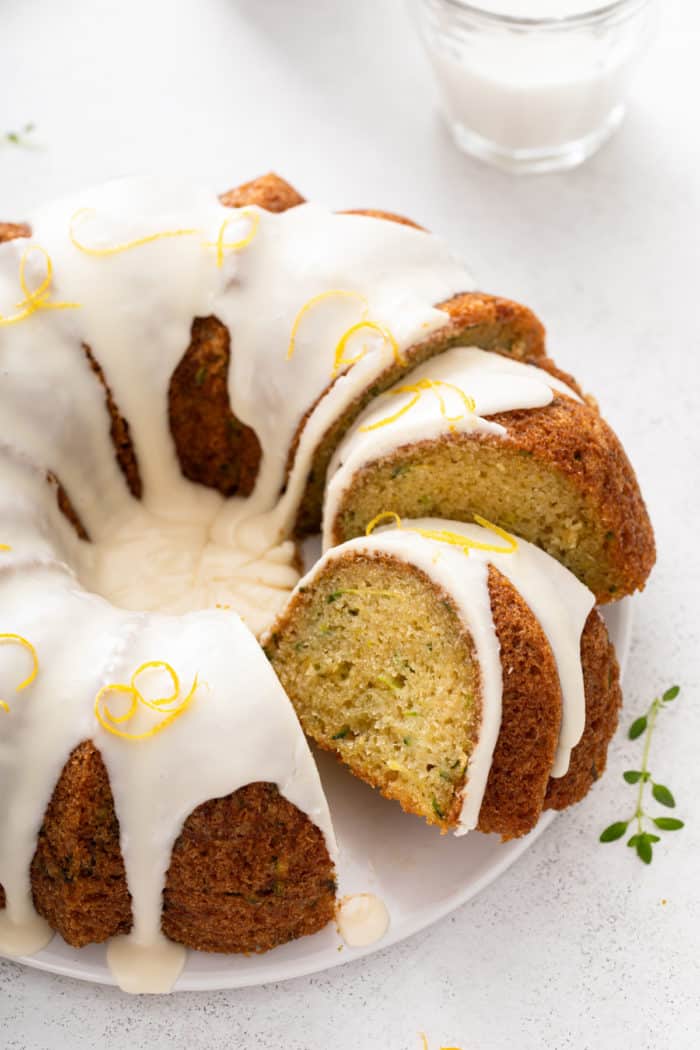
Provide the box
[336,894,390,948]
[323,345,581,547]
[0,176,474,989]
[297,520,595,831]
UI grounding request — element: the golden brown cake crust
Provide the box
[340,208,425,230]
[481,395,655,599]
[47,472,90,541]
[0,741,335,952]
[477,567,562,839]
[219,173,305,214]
[545,609,622,810]
[83,344,142,499]
[0,221,31,243]
[168,316,262,496]
[28,741,132,947]
[163,782,336,953]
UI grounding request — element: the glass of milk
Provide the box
[412,0,657,173]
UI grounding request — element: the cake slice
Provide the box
[323,347,655,602]
[264,519,622,840]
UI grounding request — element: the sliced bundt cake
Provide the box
[323,347,655,601]
[0,172,644,991]
[264,519,622,840]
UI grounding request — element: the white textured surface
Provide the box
[1,0,699,1046]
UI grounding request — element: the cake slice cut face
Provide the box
[323,347,655,602]
[265,520,622,839]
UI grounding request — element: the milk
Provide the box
[415,0,656,170]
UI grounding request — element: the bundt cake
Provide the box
[323,347,655,601]
[0,171,651,991]
[264,519,622,839]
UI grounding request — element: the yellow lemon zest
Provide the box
[0,245,81,326]
[0,544,10,551]
[129,660,180,710]
[94,660,199,741]
[359,392,422,432]
[420,1035,429,1050]
[471,514,519,553]
[286,289,368,361]
[206,209,260,267]
[360,378,476,433]
[332,320,405,378]
[70,208,200,257]
[365,510,517,556]
[286,290,403,377]
[0,633,39,713]
[365,510,402,535]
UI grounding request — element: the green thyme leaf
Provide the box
[662,685,680,702]
[331,725,350,740]
[652,783,675,808]
[629,715,648,740]
[623,770,643,784]
[636,838,653,864]
[600,821,628,842]
[653,817,684,831]
[4,123,36,147]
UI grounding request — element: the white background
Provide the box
[1,0,699,1047]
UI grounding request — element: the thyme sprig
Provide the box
[4,122,35,147]
[600,685,684,863]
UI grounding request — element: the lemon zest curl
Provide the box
[0,245,81,326]
[0,633,39,713]
[205,209,260,268]
[332,320,404,378]
[360,379,476,434]
[286,289,405,376]
[70,208,200,257]
[365,511,517,556]
[94,660,199,741]
[71,207,260,269]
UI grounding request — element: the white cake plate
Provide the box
[6,576,632,991]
